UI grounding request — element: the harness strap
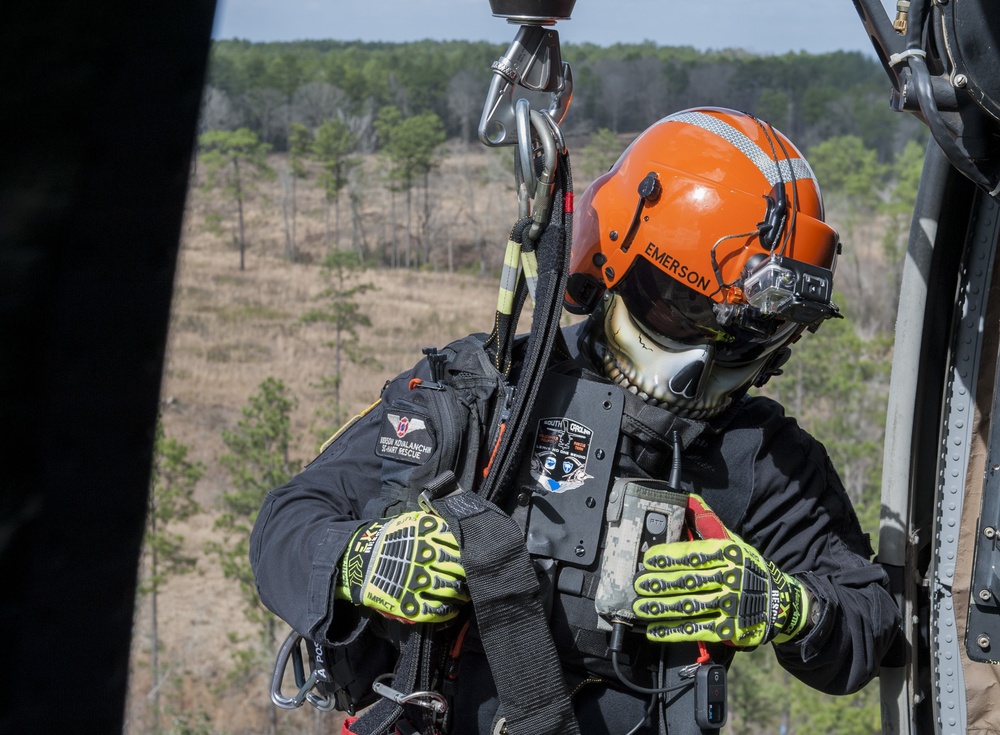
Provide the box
[347,625,429,735]
[429,476,582,735]
[353,147,576,735]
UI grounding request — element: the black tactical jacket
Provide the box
[250,329,900,733]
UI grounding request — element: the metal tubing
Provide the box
[879,138,977,735]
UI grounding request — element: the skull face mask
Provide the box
[586,280,797,420]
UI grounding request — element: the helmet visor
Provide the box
[615,258,795,366]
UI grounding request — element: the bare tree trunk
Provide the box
[324,196,331,256]
[235,161,246,272]
[291,173,298,261]
[351,190,367,263]
[281,171,294,262]
[423,170,431,267]
[405,185,412,269]
[334,194,341,252]
[391,190,398,268]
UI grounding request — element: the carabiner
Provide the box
[525,108,559,245]
[516,99,536,200]
[270,629,337,712]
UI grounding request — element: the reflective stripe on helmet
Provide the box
[665,111,817,188]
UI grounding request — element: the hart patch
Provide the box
[376,411,435,464]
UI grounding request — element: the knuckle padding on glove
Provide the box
[344,511,469,622]
[633,539,795,645]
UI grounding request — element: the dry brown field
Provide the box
[124,142,892,735]
[125,147,536,735]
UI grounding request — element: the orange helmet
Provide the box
[568,107,839,316]
[569,108,841,418]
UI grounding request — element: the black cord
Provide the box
[622,690,659,735]
[622,641,668,735]
[611,653,694,697]
[610,622,695,696]
[769,127,800,259]
[903,0,996,193]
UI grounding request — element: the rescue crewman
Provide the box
[250,107,900,735]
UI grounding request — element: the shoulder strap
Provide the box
[351,149,579,735]
[428,473,581,735]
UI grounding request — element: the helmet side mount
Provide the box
[566,272,605,314]
[617,172,662,257]
[757,183,788,251]
[565,172,661,315]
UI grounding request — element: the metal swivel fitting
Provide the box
[893,0,910,35]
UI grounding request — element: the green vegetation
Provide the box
[209,376,299,731]
[810,135,888,203]
[578,127,623,180]
[729,649,881,735]
[313,118,360,255]
[196,39,924,277]
[140,423,204,735]
[301,251,381,441]
[199,128,275,270]
[374,106,447,268]
[203,40,922,155]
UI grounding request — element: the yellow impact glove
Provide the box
[337,511,469,624]
[632,533,809,647]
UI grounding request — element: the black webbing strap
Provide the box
[430,485,581,735]
[347,624,432,735]
[351,151,576,735]
[448,150,579,734]
[481,152,573,505]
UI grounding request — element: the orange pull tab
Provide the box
[481,422,507,478]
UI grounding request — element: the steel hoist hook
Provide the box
[478,24,574,150]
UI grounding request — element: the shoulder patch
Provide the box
[375,410,436,465]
